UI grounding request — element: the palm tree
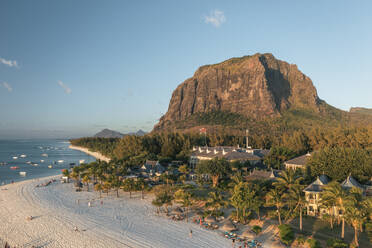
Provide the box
[266,187,284,225]
[174,189,192,222]
[287,184,306,231]
[345,204,365,247]
[273,169,302,191]
[321,181,351,239]
[82,174,91,191]
[94,183,103,198]
[206,191,226,216]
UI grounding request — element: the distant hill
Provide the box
[94,129,147,138]
[94,129,124,138]
[350,107,372,116]
[130,129,147,136]
[153,53,372,134]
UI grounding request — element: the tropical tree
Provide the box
[230,182,257,223]
[82,174,91,191]
[174,189,193,222]
[344,188,368,247]
[94,183,104,198]
[196,158,231,187]
[62,169,70,178]
[205,191,226,216]
[110,176,122,198]
[266,187,285,225]
[321,181,351,239]
[122,178,136,198]
[287,184,306,231]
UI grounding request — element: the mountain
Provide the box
[154,53,372,133]
[350,107,372,116]
[94,129,124,138]
[127,129,147,136]
[94,129,147,138]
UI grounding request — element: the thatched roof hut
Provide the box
[242,229,255,239]
[204,216,216,223]
[221,221,237,231]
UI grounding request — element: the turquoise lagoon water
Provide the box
[0,139,95,185]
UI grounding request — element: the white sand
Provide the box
[0,176,282,248]
[0,176,233,248]
[69,145,111,163]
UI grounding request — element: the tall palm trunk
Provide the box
[341,217,345,239]
[277,206,282,225]
[300,209,303,231]
[354,225,359,247]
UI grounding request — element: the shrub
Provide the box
[278,224,294,246]
[251,225,262,235]
[306,238,321,248]
[326,238,348,248]
[296,234,305,245]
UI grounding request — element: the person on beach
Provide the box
[74,226,79,232]
[88,201,91,207]
[189,229,192,238]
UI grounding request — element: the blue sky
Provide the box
[0,1,371,139]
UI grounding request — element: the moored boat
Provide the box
[41,153,48,157]
[57,160,64,163]
[20,154,27,158]
[79,159,85,164]
[10,166,19,170]
[12,156,18,160]
[48,165,53,168]
[19,171,27,176]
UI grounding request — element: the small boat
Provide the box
[32,163,39,167]
[20,154,27,158]
[41,153,48,157]
[79,159,85,164]
[40,160,45,163]
[19,171,27,176]
[26,161,32,164]
[0,162,7,166]
[48,165,53,169]
[57,160,64,163]
[10,166,19,170]
[12,156,18,160]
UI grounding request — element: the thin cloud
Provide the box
[58,81,72,94]
[0,57,18,68]
[1,82,13,92]
[204,10,226,27]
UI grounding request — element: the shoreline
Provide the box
[69,144,111,163]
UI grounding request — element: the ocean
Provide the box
[0,139,96,185]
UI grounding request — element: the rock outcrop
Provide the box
[154,53,320,131]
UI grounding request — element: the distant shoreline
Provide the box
[68,145,111,163]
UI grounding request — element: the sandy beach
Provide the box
[69,145,111,163]
[0,176,236,248]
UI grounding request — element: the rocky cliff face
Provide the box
[154,53,320,130]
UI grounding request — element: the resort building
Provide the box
[303,175,330,216]
[284,152,312,170]
[141,160,165,176]
[304,174,365,217]
[245,168,280,181]
[189,146,269,168]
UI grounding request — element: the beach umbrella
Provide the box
[204,215,216,223]
[221,221,237,231]
[242,229,255,239]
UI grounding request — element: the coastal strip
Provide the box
[69,145,111,163]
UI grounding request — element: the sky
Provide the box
[0,1,371,139]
